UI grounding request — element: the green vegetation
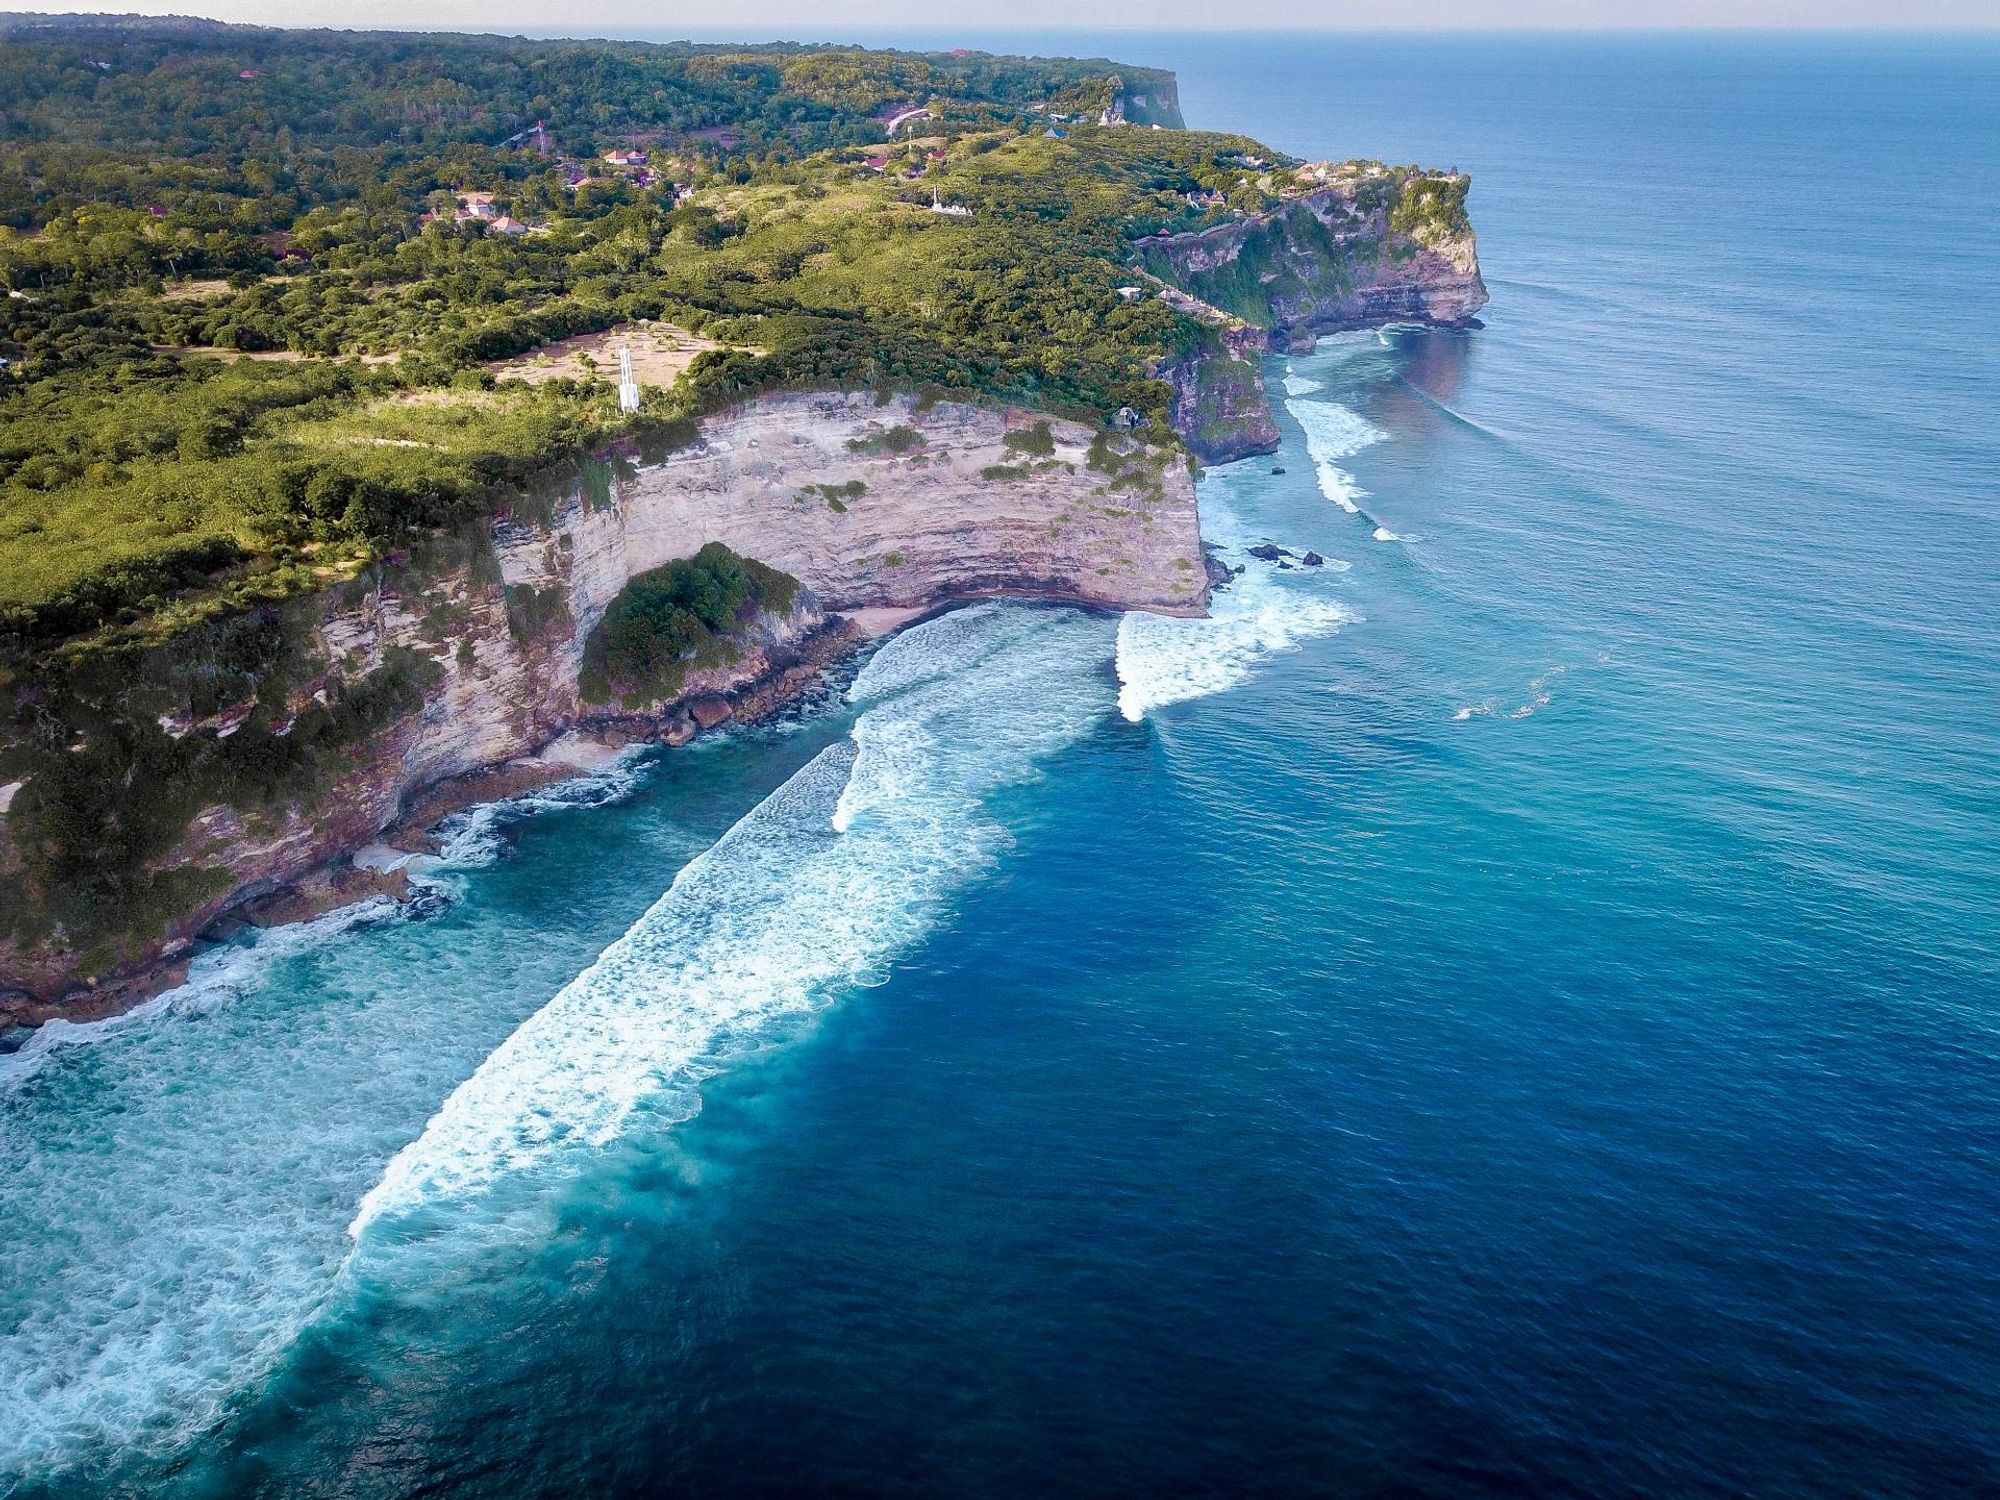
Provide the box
[3,607,443,956]
[846,423,923,455]
[579,542,799,707]
[0,20,1469,977]
[0,17,1291,662]
[1389,171,1472,243]
[802,480,867,510]
[1002,421,1057,457]
[1136,163,1468,330]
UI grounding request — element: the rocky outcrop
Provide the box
[1143,165,1487,464]
[536,392,1204,629]
[1111,72,1183,128]
[1139,168,1488,336]
[1153,325,1282,466]
[0,392,1203,1020]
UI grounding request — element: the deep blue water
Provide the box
[4,32,1999,1500]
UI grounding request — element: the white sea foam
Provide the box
[0,898,399,1094]
[1115,488,1357,722]
[426,747,653,871]
[1509,664,1570,719]
[1372,526,1402,543]
[1285,397,1386,516]
[0,743,679,1480]
[1453,664,1576,724]
[0,892,468,1478]
[1282,368,1323,396]
[351,605,1113,1235]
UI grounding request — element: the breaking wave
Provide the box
[0,744,717,1480]
[1116,487,1357,722]
[351,605,1113,1236]
[1285,397,1387,517]
[0,898,399,1095]
[428,747,654,871]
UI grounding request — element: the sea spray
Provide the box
[427,746,654,872]
[351,605,1115,1235]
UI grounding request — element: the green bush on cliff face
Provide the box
[578,542,798,708]
[2,633,444,958]
[1002,421,1057,458]
[1389,172,1471,244]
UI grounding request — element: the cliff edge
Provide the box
[1142,164,1488,463]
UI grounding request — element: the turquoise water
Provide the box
[4,32,1999,1498]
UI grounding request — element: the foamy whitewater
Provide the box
[0,578,1356,1481]
[10,32,1998,1500]
[1285,395,1387,516]
[0,756,658,1474]
[352,606,1112,1233]
[1116,462,1358,723]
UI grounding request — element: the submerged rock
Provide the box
[1271,465,1286,475]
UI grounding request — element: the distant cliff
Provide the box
[1143,165,1488,463]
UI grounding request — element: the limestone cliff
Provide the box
[1141,164,1488,463]
[0,393,1201,1020]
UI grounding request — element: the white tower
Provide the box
[617,346,640,413]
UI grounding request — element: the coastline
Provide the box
[0,615,857,1035]
[0,586,1156,1036]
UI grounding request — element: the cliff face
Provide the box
[0,393,1201,1020]
[1111,72,1183,128]
[550,392,1203,625]
[1153,327,1282,466]
[1143,167,1488,463]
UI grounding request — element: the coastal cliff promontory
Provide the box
[0,21,1483,1019]
[1143,164,1489,462]
[0,393,1198,1021]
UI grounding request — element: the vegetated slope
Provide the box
[0,23,1296,661]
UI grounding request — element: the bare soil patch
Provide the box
[484,321,725,389]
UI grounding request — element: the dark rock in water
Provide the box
[1302,551,1325,567]
[1247,543,1292,562]
[1202,546,1234,590]
[1271,466,1286,475]
[1276,561,1293,569]
[659,712,698,747]
[1232,564,1246,576]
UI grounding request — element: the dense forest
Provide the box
[0,16,1460,675]
[0,17,1323,665]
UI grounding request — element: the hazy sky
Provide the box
[31,0,2000,31]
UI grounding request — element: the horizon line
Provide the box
[5,13,1999,35]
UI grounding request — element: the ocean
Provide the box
[3,31,1997,1499]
